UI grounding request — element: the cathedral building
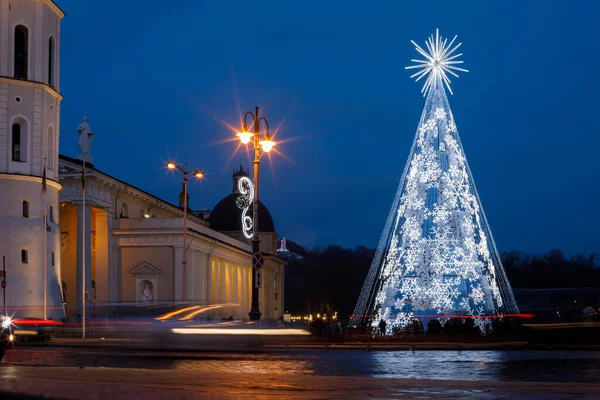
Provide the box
[0,0,285,321]
[0,0,65,319]
[58,154,285,321]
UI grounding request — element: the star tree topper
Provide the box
[405,29,469,96]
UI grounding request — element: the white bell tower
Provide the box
[0,0,65,319]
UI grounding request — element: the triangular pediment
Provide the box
[130,262,161,275]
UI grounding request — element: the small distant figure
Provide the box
[379,319,387,337]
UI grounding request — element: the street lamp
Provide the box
[237,106,276,321]
[166,161,204,301]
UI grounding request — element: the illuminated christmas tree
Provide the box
[352,30,518,334]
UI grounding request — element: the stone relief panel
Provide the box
[87,184,112,204]
[61,182,80,197]
[59,181,113,208]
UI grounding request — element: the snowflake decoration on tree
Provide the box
[351,30,518,335]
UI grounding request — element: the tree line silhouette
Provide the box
[282,240,600,320]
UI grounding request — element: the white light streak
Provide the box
[405,29,468,96]
[171,328,311,336]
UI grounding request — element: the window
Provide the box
[21,249,28,264]
[47,127,55,170]
[14,25,28,79]
[22,200,29,217]
[52,251,55,266]
[120,202,129,218]
[48,37,55,86]
[49,205,54,222]
[12,123,21,161]
[11,119,28,162]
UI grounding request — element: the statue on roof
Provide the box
[77,116,94,155]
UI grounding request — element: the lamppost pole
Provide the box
[182,170,188,299]
[250,106,261,321]
[166,162,203,302]
[238,107,276,321]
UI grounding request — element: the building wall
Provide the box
[120,246,174,302]
[58,157,286,321]
[0,176,62,318]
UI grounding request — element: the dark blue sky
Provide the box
[57,1,600,255]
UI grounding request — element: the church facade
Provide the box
[58,154,286,321]
[0,0,285,322]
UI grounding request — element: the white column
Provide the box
[218,258,226,318]
[174,247,184,301]
[186,250,195,301]
[224,260,231,318]
[107,215,118,303]
[76,203,92,316]
[208,256,215,318]
[196,252,209,303]
[0,0,9,76]
[261,267,272,320]
[280,267,285,316]
[240,264,245,319]
[237,264,243,320]
[232,262,239,319]
[209,256,215,304]
[34,2,44,81]
[244,266,250,320]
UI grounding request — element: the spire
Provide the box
[178,181,189,208]
[232,163,249,193]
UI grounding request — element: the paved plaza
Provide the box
[1,364,600,399]
[2,345,600,399]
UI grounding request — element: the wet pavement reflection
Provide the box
[3,347,600,384]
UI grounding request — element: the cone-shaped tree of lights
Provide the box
[351,30,518,334]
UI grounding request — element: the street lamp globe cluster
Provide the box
[237,106,277,321]
[165,161,204,301]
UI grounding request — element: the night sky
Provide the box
[57,1,600,255]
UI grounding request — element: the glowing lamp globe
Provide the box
[193,170,204,179]
[237,124,253,144]
[166,162,177,169]
[259,133,276,152]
